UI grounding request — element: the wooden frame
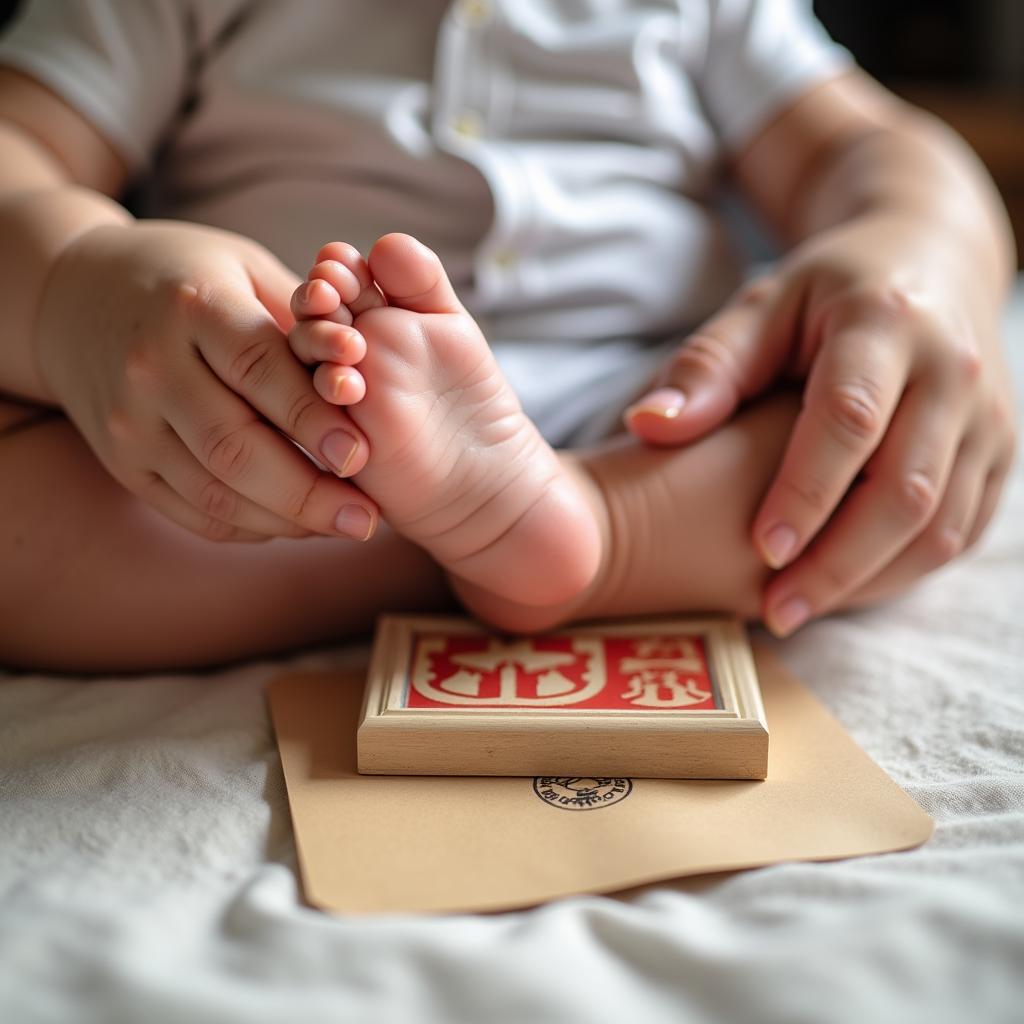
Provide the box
[356,615,769,779]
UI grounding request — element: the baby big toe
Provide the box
[367,234,463,315]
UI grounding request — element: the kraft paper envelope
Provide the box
[267,645,933,915]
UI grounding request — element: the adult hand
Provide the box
[35,221,378,542]
[624,215,1017,634]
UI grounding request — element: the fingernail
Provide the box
[320,430,360,476]
[769,596,811,637]
[762,524,798,568]
[625,387,686,420]
[335,504,375,541]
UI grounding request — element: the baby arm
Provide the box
[0,68,380,542]
[626,69,1017,633]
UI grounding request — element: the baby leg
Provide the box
[456,391,806,633]
[0,398,452,673]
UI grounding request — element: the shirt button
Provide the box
[492,248,518,270]
[452,110,484,138]
[455,0,492,26]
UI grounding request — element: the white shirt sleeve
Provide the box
[0,0,199,172]
[697,0,854,151]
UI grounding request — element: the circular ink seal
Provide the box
[533,777,633,811]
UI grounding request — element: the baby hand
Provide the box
[625,217,1017,633]
[34,222,379,542]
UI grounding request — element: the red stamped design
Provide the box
[405,633,719,711]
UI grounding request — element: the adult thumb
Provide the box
[624,277,788,445]
[243,245,304,335]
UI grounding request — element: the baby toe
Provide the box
[316,241,386,316]
[290,278,353,325]
[309,258,364,305]
[314,362,367,406]
[289,320,366,366]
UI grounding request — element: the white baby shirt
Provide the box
[0,0,850,440]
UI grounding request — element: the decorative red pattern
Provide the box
[403,632,719,711]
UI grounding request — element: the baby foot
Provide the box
[289,234,601,608]
[458,391,806,636]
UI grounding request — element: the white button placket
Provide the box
[432,0,524,309]
[453,0,493,27]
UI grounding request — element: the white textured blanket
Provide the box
[1,286,1022,1024]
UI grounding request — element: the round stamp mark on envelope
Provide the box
[533,777,633,811]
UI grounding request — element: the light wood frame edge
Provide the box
[358,615,768,740]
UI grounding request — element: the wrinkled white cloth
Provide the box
[0,282,1022,1024]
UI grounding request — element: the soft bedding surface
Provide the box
[1,286,1022,1024]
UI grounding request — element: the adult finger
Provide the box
[136,473,269,544]
[161,357,378,540]
[839,436,991,607]
[624,276,791,445]
[752,312,913,569]
[963,442,1015,549]
[190,284,371,478]
[761,377,966,636]
[154,427,313,539]
[243,245,302,334]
